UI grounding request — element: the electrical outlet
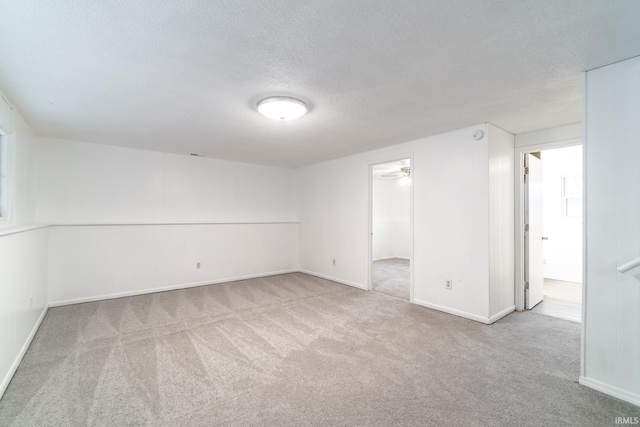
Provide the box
[196,262,201,269]
[445,280,452,290]
[332,259,336,266]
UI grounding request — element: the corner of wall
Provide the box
[487,123,516,318]
[0,84,50,401]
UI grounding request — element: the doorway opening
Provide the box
[522,145,583,322]
[369,158,412,301]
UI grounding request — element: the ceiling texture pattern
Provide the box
[1,0,640,167]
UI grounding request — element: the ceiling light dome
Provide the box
[257,96,307,121]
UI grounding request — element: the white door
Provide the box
[525,153,545,309]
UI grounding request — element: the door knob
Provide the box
[542,236,549,241]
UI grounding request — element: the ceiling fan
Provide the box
[381,166,411,179]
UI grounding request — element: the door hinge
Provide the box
[524,167,529,174]
[525,224,529,232]
[524,281,529,290]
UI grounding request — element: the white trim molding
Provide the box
[49,270,299,307]
[579,376,640,407]
[488,305,516,324]
[413,299,514,325]
[372,256,410,261]
[0,224,49,237]
[298,270,367,290]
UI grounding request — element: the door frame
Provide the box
[514,138,582,311]
[368,153,414,302]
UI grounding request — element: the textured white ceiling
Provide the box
[1,1,640,168]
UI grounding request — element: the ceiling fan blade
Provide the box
[381,173,402,178]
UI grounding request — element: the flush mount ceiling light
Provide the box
[257,96,307,121]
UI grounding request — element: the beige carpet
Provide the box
[372,258,410,300]
[0,273,637,426]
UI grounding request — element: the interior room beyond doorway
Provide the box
[371,159,411,300]
[525,145,583,322]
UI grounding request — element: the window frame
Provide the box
[0,128,14,223]
[561,175,583,219]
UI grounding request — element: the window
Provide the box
[0,131,11,221]
[562,176,582,218]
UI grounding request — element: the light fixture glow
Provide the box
[398,177,411,187]
[257,96,307,121]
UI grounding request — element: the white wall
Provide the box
[48,223,298,304]
[36,138,299,304]
[0,94,38,227]
[581,55,640,406]
[515,123,581,149]
[372,178,410,260]
[36,138,296,224]
[541,146,583,283]
[296,123,515,323]
[488,125,515,318]
[0,90,48,399]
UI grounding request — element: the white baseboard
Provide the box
[49,269,299,307]
[488,305,516,324]
[298,270,367,290]
[413,299,493,324]
[579,376,640,407]
[0,304,49,399]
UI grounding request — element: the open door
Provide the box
[524,153,544,309]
